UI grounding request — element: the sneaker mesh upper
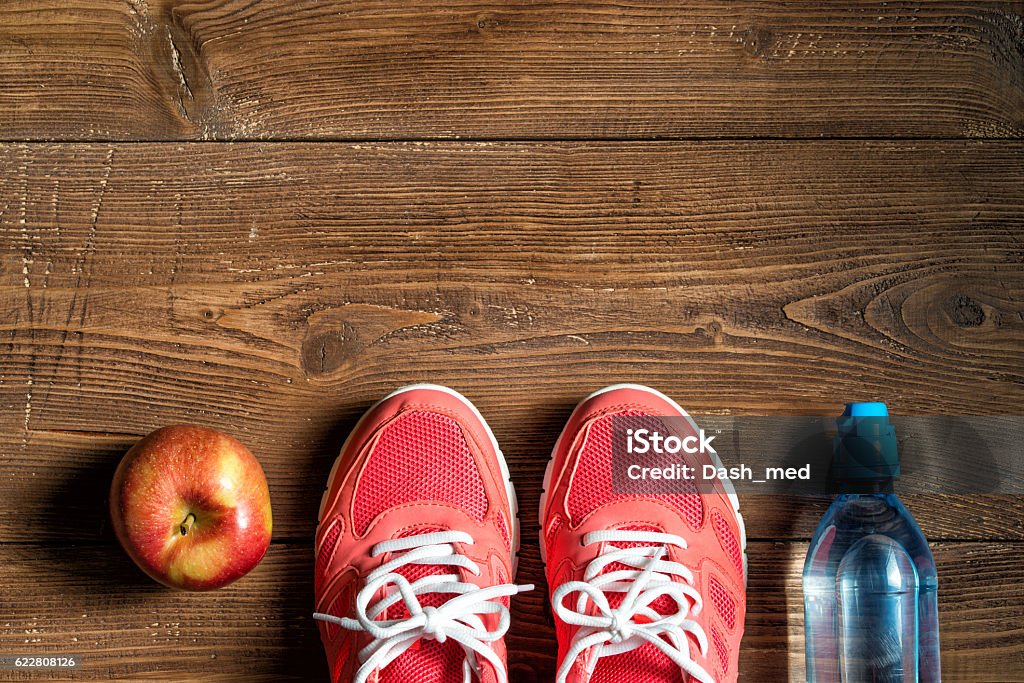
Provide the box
[566,411,703,528]
[353,411,488,535]
[317,518,343,582]
[496,511,511,551]
[712,626,730,675]
[709,574,737,631]
[559,408,731,683]
[589,525,687,683]
[379,638,464,683]
[590,646,686,683]
[380,528,467,683]
[350,410,491,682]
[322,397,507,683]
[712,509,744,577]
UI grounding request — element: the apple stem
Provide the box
[179,513,197,536]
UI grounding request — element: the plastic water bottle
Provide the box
[803,403,941,682]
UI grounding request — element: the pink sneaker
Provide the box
[314,385,531,683]
[540,384,747,683]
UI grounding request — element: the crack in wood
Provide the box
[166,29,193,120]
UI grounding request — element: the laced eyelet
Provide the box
[313,530,533,683]
[551,530,713,683]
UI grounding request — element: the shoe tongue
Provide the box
[383,527,456,618]
[601,525,679,615]
[585,525,690,683]
[377,528,473,683]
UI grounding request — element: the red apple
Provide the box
[110,425,272,591]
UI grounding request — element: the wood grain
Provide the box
[1,141,1022,547]
[1,2,1023,140]
[0,541,1020,681]
[2,0,1022,678]
[2,425,1022,549]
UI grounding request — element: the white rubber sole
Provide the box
[317,384,522,577]
[537,383,748,583]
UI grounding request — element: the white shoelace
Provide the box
[551,530,714,683]
[314,530,533,683]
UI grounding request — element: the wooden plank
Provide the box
[2,427,1022,549]
[1,141,1022,543]
[0,541,1020,681]
[1,2,1023,140]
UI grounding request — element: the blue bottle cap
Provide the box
[833,402,899,488]
[843,402,889,418]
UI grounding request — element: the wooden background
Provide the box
[1,1,1023,681]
